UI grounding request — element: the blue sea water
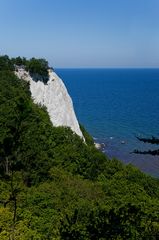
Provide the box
[56,68,159,177]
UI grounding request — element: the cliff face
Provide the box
[15,68,84,139]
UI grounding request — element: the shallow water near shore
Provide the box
[56,68,159,177]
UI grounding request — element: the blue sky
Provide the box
[0,0,159,67]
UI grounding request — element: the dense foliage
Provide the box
[0,55,49,83]
[0,55,14,71]
[25,58,49,83]
[0,58,159,239]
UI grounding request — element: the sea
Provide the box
[55,68,159,178]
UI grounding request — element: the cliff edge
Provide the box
[15,68,84,139]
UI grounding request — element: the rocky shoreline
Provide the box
[94,142,106,151]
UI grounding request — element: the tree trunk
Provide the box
[5,156,9,175]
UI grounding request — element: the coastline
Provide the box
[94,136,159,178]
[56,68,159,178]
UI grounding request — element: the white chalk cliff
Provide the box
[15,68,84,139]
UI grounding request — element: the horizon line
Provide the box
[54,66,159,69]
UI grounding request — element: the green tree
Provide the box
[0,55,14,71]
[11,56,27,67]
[26,58,49,83]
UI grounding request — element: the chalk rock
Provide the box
[15,68,84,139]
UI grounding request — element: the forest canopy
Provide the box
[0,55,159,239]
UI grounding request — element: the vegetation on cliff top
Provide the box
[0,55,49,83]
[0,55,159,239]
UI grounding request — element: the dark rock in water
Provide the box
[101,143,106,147]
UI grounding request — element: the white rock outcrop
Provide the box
[15,68,84,139]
